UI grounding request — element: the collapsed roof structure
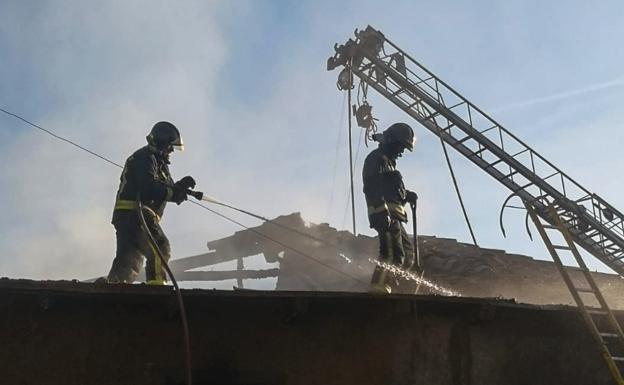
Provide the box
[168,212,624,309]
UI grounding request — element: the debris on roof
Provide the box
[168,213,624,308]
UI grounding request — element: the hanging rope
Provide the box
[326,92,347,223]
[439,136,478,246]
[346,60,357,235]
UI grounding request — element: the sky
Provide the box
[1,0,624,289]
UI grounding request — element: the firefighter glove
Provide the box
[406,190,418,205]
[171,187,188,205]
[370,211,391,232]
[175,176,196,190]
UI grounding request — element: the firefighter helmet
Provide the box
[146,121,184,151]
[382,122,415,151]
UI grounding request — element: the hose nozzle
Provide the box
[187,190,203,201]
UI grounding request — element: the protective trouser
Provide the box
[107,210,171,285]
[370,219,414,293]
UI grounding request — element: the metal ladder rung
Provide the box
[500,170,520,180]
[406,100,421,110]
[610,356,624,362]
[469,147,487,158]
[582,230,601,239]
[575,287,595,293]
[552,245,571,251]
[484,158,505,169]
[455,134,475,145]
[541,224,559,230]
[600,333,620,339]
[587,309,609,315]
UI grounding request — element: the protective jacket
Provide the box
[362,147,407,224]
[112,145,175,223]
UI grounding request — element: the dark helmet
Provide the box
[146,121,184,151]
[380,122,416,151]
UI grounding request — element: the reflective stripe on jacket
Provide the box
[112,146,174,224]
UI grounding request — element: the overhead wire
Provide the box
[199,195,332,247]
[346,60,357,235]
[342,127,364,230]
[326,91,347,223]
[0,107,123,168]
[189,200,369,285]
[191,198,458,295]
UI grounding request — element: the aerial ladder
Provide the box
[328,26,624,383]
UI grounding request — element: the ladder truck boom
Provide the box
[327,26,624,276]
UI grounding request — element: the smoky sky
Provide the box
[1,0,624,286]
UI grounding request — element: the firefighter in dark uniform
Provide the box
[362,123,418,293]
[106,121,195,285]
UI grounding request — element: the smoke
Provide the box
[0,1,386,282]
[2,0,624,285]
[0,0,228,279]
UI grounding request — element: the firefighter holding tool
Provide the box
[362,122,418,294]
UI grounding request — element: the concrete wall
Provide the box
[0,279,617,385]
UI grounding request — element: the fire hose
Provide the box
[136,194,192,385]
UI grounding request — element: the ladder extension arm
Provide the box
[327,26,624,276]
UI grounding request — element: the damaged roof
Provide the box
[166,212,624,308]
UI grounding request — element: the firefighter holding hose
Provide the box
[105,121,196,285]
[363,122,418,294]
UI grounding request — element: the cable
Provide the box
[197,198,331,247]
[196,199,459,296]
[347,61,357,235]
[353,120,365,168]
[439,136,478,246]
[190,200,369,285]
[326,91,347,222]
[342,127,364,229]
[195,200,459,296]
[0,107,123,168]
